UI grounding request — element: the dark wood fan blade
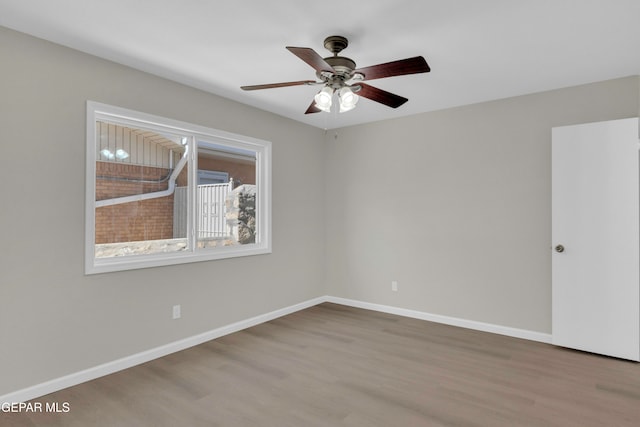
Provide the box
[304,100,322,114]
[286,47,335,73]
[354,56,430,81]
[356,83,408,108]
[241,80,316,91]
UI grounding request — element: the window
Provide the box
[85,101,271,274]
[198,170,229,185]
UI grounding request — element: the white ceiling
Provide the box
[1,0,639,130]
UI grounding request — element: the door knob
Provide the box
[555,244,565,253]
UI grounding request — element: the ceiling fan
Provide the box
[241,35,430,114]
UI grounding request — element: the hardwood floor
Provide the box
[3,303,640,426]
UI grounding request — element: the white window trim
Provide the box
[85,101,272,274]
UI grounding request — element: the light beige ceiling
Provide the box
[1,0,639,130]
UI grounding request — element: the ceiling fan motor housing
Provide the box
[318,56,356,85]
[316,35,357,87]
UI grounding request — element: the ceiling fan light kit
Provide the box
[241,35,430,114]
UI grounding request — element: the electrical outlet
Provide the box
[172,304,181,319]
[391,281,398,292]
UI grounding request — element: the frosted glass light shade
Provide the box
[338,87,359,113]
[314,87,333,112]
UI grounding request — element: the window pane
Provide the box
[196,141,257,249]
[86,101,271,274]
[94,121,190,258]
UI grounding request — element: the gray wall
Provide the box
[0,27,326,395]
[1,24,639,397]
[324,76,639,334]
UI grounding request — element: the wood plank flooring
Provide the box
[3,303,640,426]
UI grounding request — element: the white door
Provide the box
[552,118,639,361]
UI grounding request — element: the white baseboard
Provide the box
[325,296,552,344]
[0,296,326,405]
[2,294,551,404]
